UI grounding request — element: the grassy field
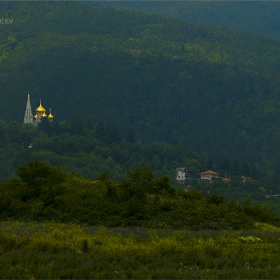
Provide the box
[1,221,280,279]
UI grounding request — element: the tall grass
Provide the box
[0,221,280,278]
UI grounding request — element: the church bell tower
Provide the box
[23,93,34,125]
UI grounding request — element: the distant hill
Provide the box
[90,1,280,40]
[1,2,280,166]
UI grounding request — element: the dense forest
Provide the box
[1,119,280,215]
[2,159,280,230]
[2,4,280,278]
[90,1,280,40]
[1,2,280,170]
[0,2,280,208]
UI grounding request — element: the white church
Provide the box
[23,93,53,125]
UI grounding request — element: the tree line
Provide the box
[1,118,280,214]
[1,160,280,230]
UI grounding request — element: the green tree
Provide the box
[97,172,116,198]
[38,117,54,135]
[69,114,85,135]
[119,166,154,216]
[126,165,154,191]
[186,159,202,177]
[150,175,175,196]
[15,161,65,199]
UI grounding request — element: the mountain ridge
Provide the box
[0,2,280,165]
[89,1,280,40]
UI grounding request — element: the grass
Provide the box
[254,222,280,232]
[0,221,280,278]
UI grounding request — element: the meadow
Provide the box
[1,221,280,279]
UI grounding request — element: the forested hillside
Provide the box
[90,1,280,40]
[1,2,280,170]
[2,160,280,230]
[1,119,280,216]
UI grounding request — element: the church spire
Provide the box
[23,92,34,124]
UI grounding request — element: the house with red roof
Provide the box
[200,170,219,182]
[222,178,230,184]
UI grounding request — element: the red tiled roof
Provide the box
[200,170,218,175]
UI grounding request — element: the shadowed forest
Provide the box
[1,2,280,168]
[1,2,280,278]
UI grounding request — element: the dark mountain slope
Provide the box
[1,2,280,164]
[90,1,280,40]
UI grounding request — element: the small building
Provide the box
[240,176,251,182]
[222,178,230,184]
[183,185,192,192]
[200,170,219,182]
[175,167,195,184]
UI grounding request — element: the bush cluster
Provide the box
[1,161,280,230]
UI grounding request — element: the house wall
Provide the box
[201,174,218,181]
[176,170,185,180]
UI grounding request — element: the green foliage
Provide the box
[1,221,280,278]
[150,175,175,196]
[0,1,279,227]
[91,2,280,40]
[13,160,65,203]
[185,159,202,177]
[97,172,117,198]
[16,160,65,189]
[2,161,280,231]
[180,190,203,201]
[1,2,280,169]
[206,193,225,205]
[118,166,152,217]
[1,117,280,215]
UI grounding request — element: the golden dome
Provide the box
[34,114,37,119]
[36,99,46,113]
[48,108,54,119]
[42,112,47,117]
